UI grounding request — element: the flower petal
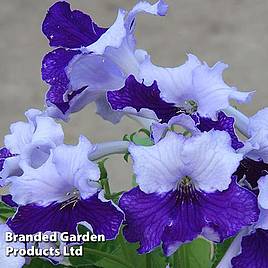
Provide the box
[129,132,185,194]
[162,178,259,255]
[42,1,107,48]
[8,192,124,240]
[231,229,268,268]
[196,112,244,150]
[119,187,175,254]
[107,75,179,123]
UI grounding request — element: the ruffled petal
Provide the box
[42,1,107,48]
[196,111,244,150]
[119,187,175,254]
[234,157,268,189]
[140,54,253,119]
[107,75,179,123]
[162,178,258,255]
[8,192,124,240]
[129,132,185,194]
[231,229,268,268]
[120,179,258,256]
[52,136,100,200]
[151,114,200,143]
[95,96,124,124]
[9,136,100,206]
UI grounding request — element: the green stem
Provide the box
[118,231,135,267]
[146,253,152,268]
[102,178,111,197]
[83,248,133,268]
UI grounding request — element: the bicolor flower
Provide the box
[0,224,25,268]
[107,54,253,122]
[7,136,124,240]
[107,75,243,149]
[217,175,268,268]
[0,109,64,182]
[119,131,259,255]
[229,107,268,190]
[42,0,168,123]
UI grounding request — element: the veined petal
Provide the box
[162,178,258,255]
[120,179,258,256]
[8,192,124,240]
[196,111,244,150]
[119,187,176,254]
[52,136,100,200]
[42,1,107,48]
[184,131,243,192]
[9,136,100,206]
[130,130,243,194]
[140,54,253,119]
[107,75,179,123]
[231,229,268,268]
[129,132,185,194]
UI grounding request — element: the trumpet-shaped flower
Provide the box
[7,136,124,240]
[119,131,258,255]
[42,0,168,123]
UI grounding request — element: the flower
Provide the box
[119,131,258,255]
[7,136,124,240]
[108,75,243,149]
[217,175,268,268]
[42,0,168,123]
[107,54,253,121]
[0,224,25,268]
[0,109,64,182]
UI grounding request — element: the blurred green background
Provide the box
[0,0,268,190]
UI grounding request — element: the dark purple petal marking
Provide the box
[120,178,259,255]
[42,48,80,87]
[42,1,107,48]
[8,193,123,240]
[119,187,176,254]
[2,195,17,208]
[107,75,180,123]
[0,148,18,207]
[0,147,14,171]
[196,112,244,150]
[234,157,268,190]
[231,229,268,268]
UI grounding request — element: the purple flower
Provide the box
[107,75,244,149]
[42,1,168,123]
[139,54,253,119]
[119,131,258,255]
[217,175,268,268]
[7,136,124,240]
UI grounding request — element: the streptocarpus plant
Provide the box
[0,1,267,268]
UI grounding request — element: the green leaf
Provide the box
[173,238,212,268]
[123,152,130,163]
[0,201,15,222]
[24,258,69,268]
[211,237,234,268]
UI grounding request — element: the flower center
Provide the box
[60,188,80,210]
[184,100,198,114]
